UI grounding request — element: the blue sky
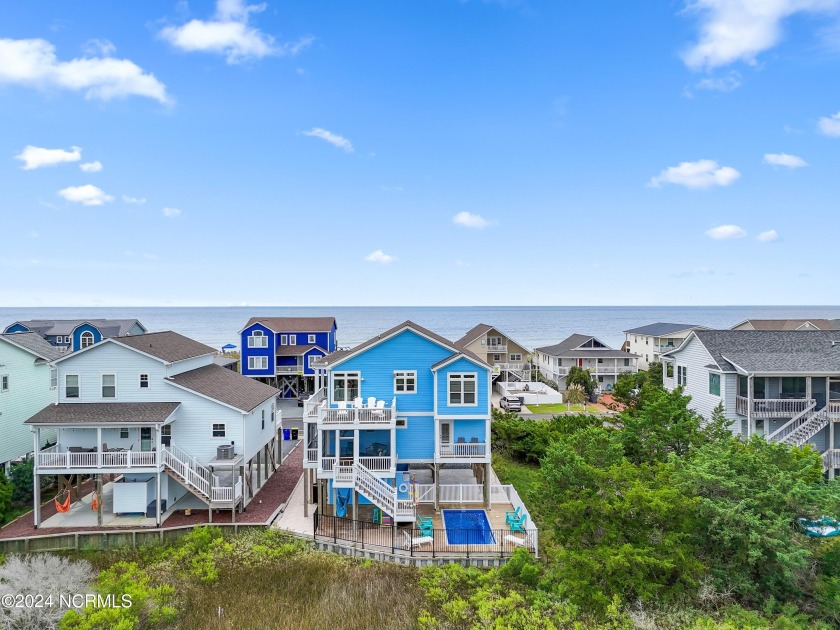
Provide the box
[1,0,839,307]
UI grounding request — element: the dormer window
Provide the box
[308,334,316,344]
[248,330,268,348]
[80,331,94,348]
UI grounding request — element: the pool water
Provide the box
[442,509,497,545]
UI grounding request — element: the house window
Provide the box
[102,374,116,398]
[598,375,604,383]
[248,330,268,348]
[624,358,630,367]
[493,354,501,362]
[80,331,95,348]
[0,374,8,393]
[140,373,149,388]
[666,363,674,378]
[448,373,477,406]
[394,371,417,393]
[66,374,80,398]
[510,353,522,362]
[161,425,171,446]
[50,368,57,390]
[271,404,275,423]
[597,358,603,364]
[333,372,360,402]
[289,334,297,345]
[709,373,720,396]
[781,377,806,398]
[262,409,265,430]
[120,428,129,439]
[212,423,226,438]
[307,354,320,368]
[248,356,268,370]
[280,335,288,345]
[677,366,687,386]
[308,334,316,344]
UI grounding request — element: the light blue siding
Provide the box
[435,357,490,416]
[453,419,486,442]
[334,330,452,412]
[396,416,434,459]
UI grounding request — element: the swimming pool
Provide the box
[442,509,497,545]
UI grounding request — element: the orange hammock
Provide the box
[54,492,71,513]
[91,495,99,511]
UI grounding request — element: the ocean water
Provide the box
[2,306,840,351]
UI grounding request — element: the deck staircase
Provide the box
[162,443,238,507]
[767,405,835,472]
[333,461,415,522]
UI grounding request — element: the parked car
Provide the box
[499,396,522,412]
[297,391,311,407]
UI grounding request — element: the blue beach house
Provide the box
[3,319,147,353]
[239,317,337,398]
[302,321,492,523]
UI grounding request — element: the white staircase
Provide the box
[768,404,830,448]
[333,461,415,522]
[162,443,239,506]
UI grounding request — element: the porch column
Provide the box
[303,468,310,517]
[747,375,753,439]
[484,463,491,509]
[256,450,262,489]
[155,472,162,526]
[353,429,359,465]
[389,427,396,472]
[96,426,102,468]
[830,420,835,480]
[806,377,812,404]
[96,475,103,527]
[33,428,41,528]
[433,463,440,512]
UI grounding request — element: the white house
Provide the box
[622,322,706,369]
[730,318,838,331]
[27,331,281,527]
[661,330,840,478]
[535,334,639,392]
[0,333,61,472]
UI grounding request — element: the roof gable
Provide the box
[0,332,64,361]
[166,364,279,412]
[241,317,336,334]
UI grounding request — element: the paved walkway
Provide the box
[272,471,313,536]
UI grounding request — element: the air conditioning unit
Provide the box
[217,444,234,460]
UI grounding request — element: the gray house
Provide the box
[661,330,840,478]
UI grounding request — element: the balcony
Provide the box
[315,399,397,426]
[735,396,815,418]
[303,387,327,417]
[654,344,677,354]
[276,363,304,375]
[317,455,393,474]
[438,441,487,460]
[486,345,508,354]
[37,445,159,471]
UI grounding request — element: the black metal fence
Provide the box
[313,512,534,558]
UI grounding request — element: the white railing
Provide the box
[736,397,815,418]
[163,444,211,499]
[783,409,830,447]
[37,447,160,470]
[828,401,840,418]
[306,448,319,464]
[767,401,818,442]
[334,465,354,483]
[493,484,539,555]
[211,480,241,503]
[438,443,487,458]
[320,457,336,472]
[304,388,327,417]
[495,363,525,372]
[414,484,435,503]
[276,364,304,374]
[822,450,840,471]
[486,345,508,353]
[654,344,677,354]
[358,456,392,472]
[318,400,396,425]
[439,484,484,503]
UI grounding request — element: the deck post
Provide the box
[484,463,491,509]
[433,464,440,512]
[303,469,310,517]
[96,475,103,527]
[747,375,753,439]
[256,450,262,489]
[33,430,41,528]
[155,472,162,526]
[830,420,836,481]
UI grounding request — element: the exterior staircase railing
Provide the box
[766,401,817,443]
[335,460,414,521]
[162,443,238,505]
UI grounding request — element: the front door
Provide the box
[440,422,451,454]
[140,427,152,452]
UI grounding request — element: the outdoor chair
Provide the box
[375,400,386,409]
[456,437,466,444]
[509,514,527,533]
[367,396,376,408]
[505,506,522,525]
[101,443,108,452]
[469,437,479,443]
[353,397,363,409]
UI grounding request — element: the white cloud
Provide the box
[79,160,102,173]
[757,229,779,242]
[681,0,840,70]
[705,224,747,240]
[162,207,182,218]
[301,128,354,152]
[452,211,497,229]
[122,195,147,204]
[57,184,114,206]
[684,71,741,96]
[0,38,170,103]
[365,249,396,264]
[83,39,116,57]
[648,159,741,189]
[160,0,312,64]
[15,145,81,170]
[763,152,807,168]
[817,111,840,136]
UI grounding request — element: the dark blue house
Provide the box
[239,317,337,397]
[2,319,147,353]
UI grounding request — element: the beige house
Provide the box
[455,323,531,381]
[623,322,707,370]
[731,319,838,331]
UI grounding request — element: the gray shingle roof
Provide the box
[244,317,336,333]
[276,344,325,356]
[454,324,494,348]
[692,330,840,373]
[25,402,180,425]
[537,333,639,359]
[318,320,488,369]
[114,331,215,363]
[167,364,279,412]
[5,319,145,337]
[0,332,64,361]
[731,319,837,331]
[623,322,703,336]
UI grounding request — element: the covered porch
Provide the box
[735,375,840,418]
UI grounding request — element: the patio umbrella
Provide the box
[222,343,237,350]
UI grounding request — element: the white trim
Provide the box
[447,373,478,407]
[289,334,297,345]
[393,370,418,394]
[101,373,117,399]
[247,330,269,348]
[211,422,227,438]
[308,334,316,344]
[49,368,57,390]
[280,334,288,345]
[0,374,8,393]
[248,355,269,371]
[431,352,488,372]
[79,331,96,349]
[139,372,150,390]
[331,371,361,404]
